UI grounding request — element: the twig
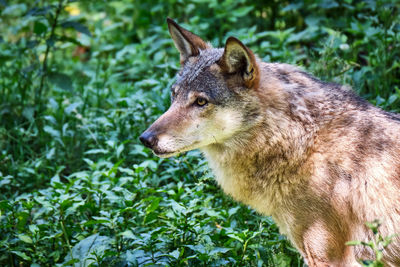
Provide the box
[36,0,64,110]
[60,218,75,265]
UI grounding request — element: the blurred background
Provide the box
[0,0,399,266]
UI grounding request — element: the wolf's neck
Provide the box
[201,121,312,214]
[202,120,311,176]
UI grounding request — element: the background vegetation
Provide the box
[0,0,399,266]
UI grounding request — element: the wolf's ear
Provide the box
[219,37,259,88]
[167,18,208,64]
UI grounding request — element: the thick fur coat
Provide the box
[140,19,400,266]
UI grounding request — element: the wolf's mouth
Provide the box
[152,141,202,158]
[153,149,179,158]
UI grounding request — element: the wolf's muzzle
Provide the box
[139,131,158,149]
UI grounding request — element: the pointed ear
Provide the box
[167,18,208,64]
[219,37,259,88]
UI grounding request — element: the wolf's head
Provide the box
[140,18,263,157]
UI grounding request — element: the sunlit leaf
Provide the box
[18,234,33,244]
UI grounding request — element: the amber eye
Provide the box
[195,97,208,107]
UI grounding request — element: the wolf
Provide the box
[139,18,400,266]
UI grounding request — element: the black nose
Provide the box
[139,131,158,149]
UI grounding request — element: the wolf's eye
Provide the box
[195,97,208,107]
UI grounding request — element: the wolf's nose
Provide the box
[139,131,158,149]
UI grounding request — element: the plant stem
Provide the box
[36,0,64,110]
[60,219,75,265]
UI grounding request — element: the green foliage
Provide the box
[0,0,399,266]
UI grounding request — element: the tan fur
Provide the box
[140,19,400,266]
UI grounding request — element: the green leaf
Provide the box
[61,21,92,37]
[116,144,124,158]
[387,95,397,106]
[84,149,108,155]
[119,230,136,239]
[12,251,31,261]
[0,176,11,188]
[231,6,253,17]
[48,72,73,91]
[319,0,339,9]
[18,234,33,244]
[282,3,303,12]
[16,212,30,229]
[63,234,111,265]
[0,200,11,210]
[2,4,27,16]
[29,225,39,234]
[65,102,80,114]
[45,147,56,160]
[209,247,231,255]
[185,244,206,254]
[58,35,83,45]
[146,197,160,214]
[170,249,180,259]
[83,219,110,226]
[34,21,47,35]
[22,107,35,123]
[227,234,244,243]
[0,54,13,63]
[27,6,52,16]
[43,125,60,138]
